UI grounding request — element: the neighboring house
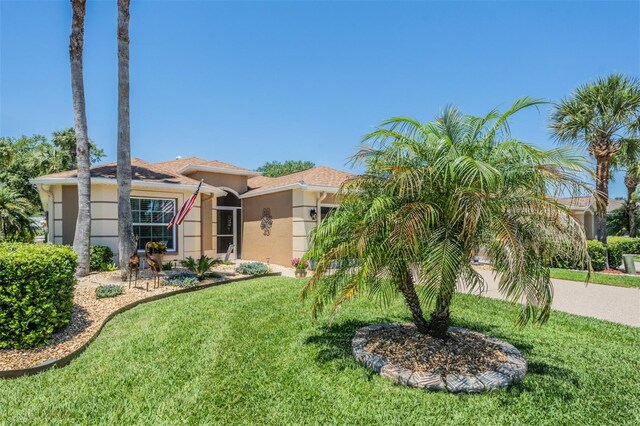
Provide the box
[555,196,624,239]
[31,157,353,267]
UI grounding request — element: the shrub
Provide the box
[0,243,77,349]
[586,240,607,271]
[90,245,114,271]
[162,273,198,288]
[180,255,222,280]
[548,239,606,271]
[607,237,640,268]
[95,284,124,299]
[162,261,173,271]
[236,262,271,275]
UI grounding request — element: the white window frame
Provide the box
[131,197,177,252]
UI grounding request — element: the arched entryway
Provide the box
[215,191,241,258]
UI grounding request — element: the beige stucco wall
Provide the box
[201,194,218,257]
[45,183,207,263]
[186,171,248,195]
[242,191,292,267]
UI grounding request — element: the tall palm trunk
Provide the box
[594,155,611,245]
[625,171,639,237]
[69,0,91,277]
[117,0,135,269]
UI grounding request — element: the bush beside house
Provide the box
[89,245,114,272]
[607,237,640,268]
[0,243,77,349]
[550,237,640,272]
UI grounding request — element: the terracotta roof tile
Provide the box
[36,158,205,187]
[555,196,623,213]
[156,156,253,173]
[246,166,354,193]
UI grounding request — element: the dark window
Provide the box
[131,198,176,251]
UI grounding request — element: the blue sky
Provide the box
[1,0,638,197]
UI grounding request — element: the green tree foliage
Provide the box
[0,128,105,213]
[550,74,640,244]
[0,188,37,242]
[256,160,315,177]
[607,204,640,236]
[304,99,591,338]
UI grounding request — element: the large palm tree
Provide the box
[303,99,590,339]
[117,0,135,269]
[69,0,91,276]
[0,188,36,242]
[550,74,640,244]
[612,138,640,237]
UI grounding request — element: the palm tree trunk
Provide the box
[69,0,91,277]
[397,272,429,334]
[427,289,453,339]
[117,0,135,269]
[625,171,638,237]
[594,155,610,246]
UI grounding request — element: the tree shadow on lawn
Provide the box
[305,316,581,399]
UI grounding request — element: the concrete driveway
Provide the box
[468,267,640,327]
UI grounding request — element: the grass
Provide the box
[2,277,639,425]
[550,268,640,288]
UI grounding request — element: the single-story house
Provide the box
[31,157,353,267]
[555,196,624,240]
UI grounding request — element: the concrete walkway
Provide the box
[468,268,640,327]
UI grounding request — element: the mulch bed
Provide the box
[0,268,243,372]
[365,324,507,376]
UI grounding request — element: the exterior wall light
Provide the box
[310,208,317,220]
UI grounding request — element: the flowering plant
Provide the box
[146,241,168,254]
[291,257,309,270]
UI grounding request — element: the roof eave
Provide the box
[239,182,341,199]
[179,164,261,177]
[30,177,226,196]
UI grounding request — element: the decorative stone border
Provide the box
[352,323,527,393]
[0,272,281,379]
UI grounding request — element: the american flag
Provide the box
[167,180,203,229]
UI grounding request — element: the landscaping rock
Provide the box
[445,374,485,393]
[407,371,445,390]
[352,323,527,393]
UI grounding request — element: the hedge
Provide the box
[0,243,77,349]
[549,237,640,272]
[607,237,640,268]
[90,245,114,271]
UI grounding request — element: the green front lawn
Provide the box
[550,268,640,288]
[2,277,638,425]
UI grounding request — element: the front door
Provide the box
[216,207,241,258]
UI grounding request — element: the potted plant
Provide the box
[146,241,168,265]
[291,257,309,278]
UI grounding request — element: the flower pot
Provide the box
[295,269,307,278]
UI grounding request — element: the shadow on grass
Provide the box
[305,316,581,399]
[304,318,388,370]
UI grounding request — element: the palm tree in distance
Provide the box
[550,74,640,245]
[0,188,36,242]
[303,99,591,339]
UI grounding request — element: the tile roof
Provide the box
[156,156,254,173]
[246,166,354,192]
[36,158,206,187]
[555,196,624,213]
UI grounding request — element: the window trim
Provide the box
[131,196,177,253]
